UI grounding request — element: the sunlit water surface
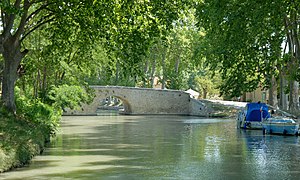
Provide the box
[1,115,300,180]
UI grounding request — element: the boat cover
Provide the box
[246,103,270,122]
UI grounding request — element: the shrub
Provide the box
[48,84,94,111]
[15,87,62,137]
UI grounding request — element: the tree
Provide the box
[0,0,74,113]
[195,0,300,111]
[19,25,102,100]
[140,8,205,90]
[0,0,189,113]
[283,2,300,112]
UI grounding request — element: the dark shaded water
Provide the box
[1,115,300,180]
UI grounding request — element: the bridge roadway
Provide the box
[64,86,209,116]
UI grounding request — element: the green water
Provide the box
[1,115,300,180]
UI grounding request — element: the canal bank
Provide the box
[0,115,52,173]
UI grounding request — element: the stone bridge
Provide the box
[65,86,210,116]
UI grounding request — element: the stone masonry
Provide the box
[64,86,210,116]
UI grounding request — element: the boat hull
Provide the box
[262,123,299,136]
[238,120,263,130]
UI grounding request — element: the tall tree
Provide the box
[195,0,300,110]
[283,2,300,112]
[142,8,204,90]
[0,0,188,113]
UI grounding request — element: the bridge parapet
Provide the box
[64,86,210,116]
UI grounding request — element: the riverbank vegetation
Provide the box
[0,84,93,172]
[0,112,52,172]
[1,0,300,173]
[0,91,61,172]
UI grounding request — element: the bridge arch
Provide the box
[90,88,134,114]
[100,94,132,114]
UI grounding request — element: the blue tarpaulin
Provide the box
[246,103,270,122]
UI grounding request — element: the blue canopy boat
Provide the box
[237,102,270,129]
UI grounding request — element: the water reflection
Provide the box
[238,129,300,179]
[1,116,300,179]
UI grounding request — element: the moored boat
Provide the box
[237,102,270,129]
[262,117,299,136]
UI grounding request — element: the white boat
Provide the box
[262,117,299,136]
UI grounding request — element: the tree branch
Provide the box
[14,0,31,40]
[3,0,21,38]
[284,14,294,55]
[25,2,54,24]
[291,11,300,59]
[21,16,55,41]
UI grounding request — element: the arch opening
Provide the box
[97,95,132,115]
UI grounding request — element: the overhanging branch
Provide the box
[21,16,55,41]
[26,2,55,24]
[14,0,31,40]
[2,0,22,38]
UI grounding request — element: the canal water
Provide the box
[1,115,300,180]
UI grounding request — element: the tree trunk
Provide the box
[175,56,180,75]
[143,60,149,87]
[34,70,41,98]
[0,58,3,92]
[279,72,288,110]
[203,89,207,99]
[42,66,47,93]
[115,59,119,85]
[284,12,300,112]
[268,75,278,108]
[2,60,18,113]
[289,80,299,112]
[286,56,299,112]
[150,58,156,88]
[161,50,166,89]
[1,37,26,113]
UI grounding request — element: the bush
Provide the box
[15,87,62,137]
[48,84,94,111]
[0,110,50,172]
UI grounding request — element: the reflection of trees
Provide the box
[118,116,186,164]
[46,116,300,179]
[178,122,271,178]
[177,123,229,178]
[235,130,300,179]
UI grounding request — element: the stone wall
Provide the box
[189,99,211,117]
[64,86,209,116]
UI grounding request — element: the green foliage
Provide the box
[14,88,62,136]
[139,8,208,91]
[195,75,219,99]
[48,85,94,111]
[1,86,59,161]
[196,0,286,97]
[42,0,191,87]
[0,105,50,171]
[1,0,191,113]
